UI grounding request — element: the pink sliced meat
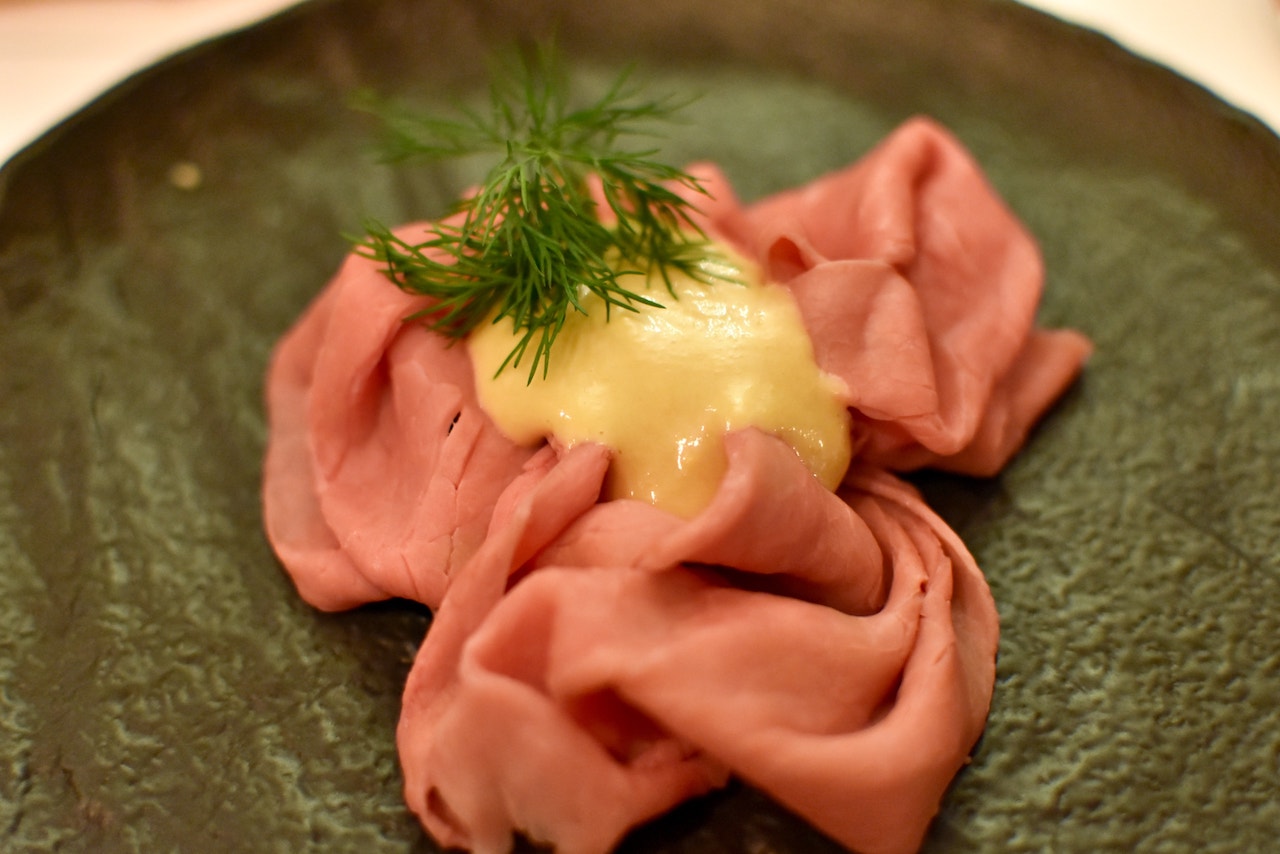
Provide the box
[398,440,996,854]
[260,117,1091,853]
[262,224,537,611]
[534,429,888,616]
[680,116,1092,475]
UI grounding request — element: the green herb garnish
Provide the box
[355,47,721,382]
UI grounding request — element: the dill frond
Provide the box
[354,46,723,382]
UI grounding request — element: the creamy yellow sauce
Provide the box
[468,242,852,518]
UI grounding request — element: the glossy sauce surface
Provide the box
[468,243,852,518]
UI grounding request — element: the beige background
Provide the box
[1,0,1279,164]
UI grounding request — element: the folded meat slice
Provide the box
[398,435,997,854]
[262,226,535,611]
[535,429,887,615]
[682,116,1091,476]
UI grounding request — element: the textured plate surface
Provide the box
[2,0,1278,851]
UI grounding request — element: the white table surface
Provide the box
[1,0,1279,168]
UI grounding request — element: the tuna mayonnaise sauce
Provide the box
[468,241,852,518]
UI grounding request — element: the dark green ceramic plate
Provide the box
[2,0,1278,851]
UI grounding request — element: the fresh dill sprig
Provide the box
[353,46,722,382]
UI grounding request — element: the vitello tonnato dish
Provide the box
[261,47,1090,854]
[2,1,1279,852]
